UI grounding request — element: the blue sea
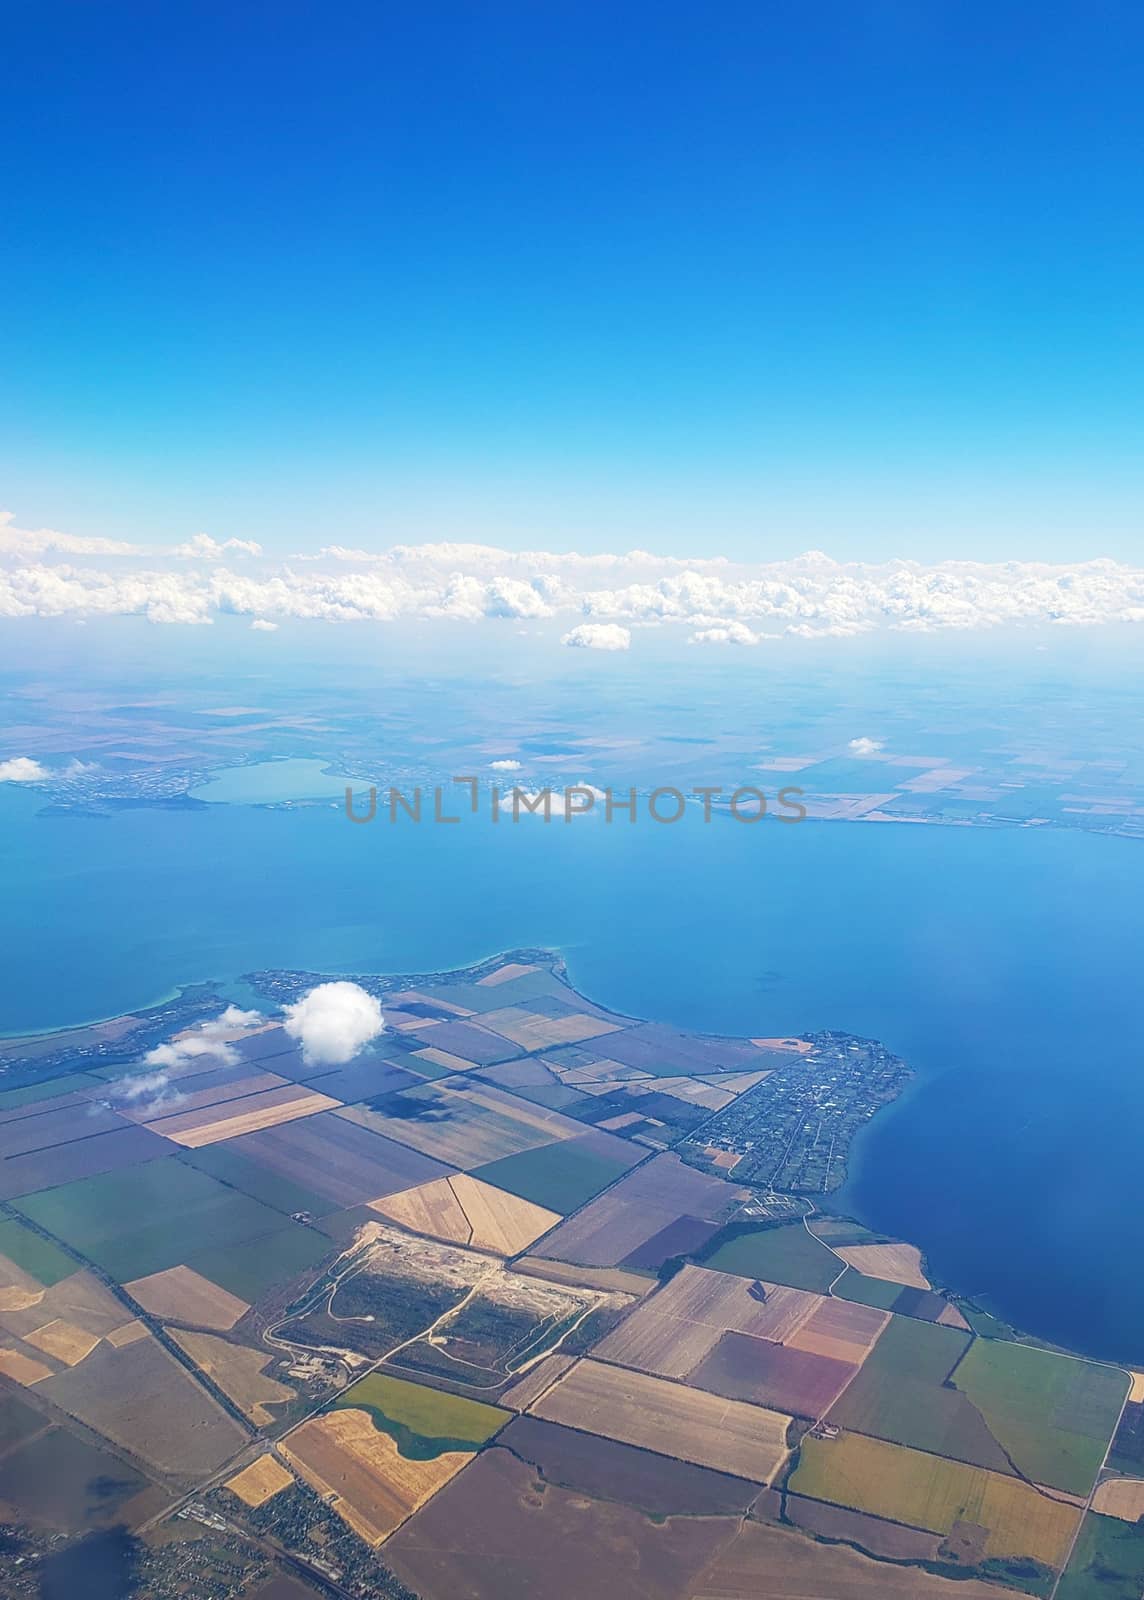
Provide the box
[4,781,1144,1365]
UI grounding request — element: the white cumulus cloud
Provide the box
[848,737,884,756]
[0,510,138,558]
[282,981,384,1066]
[4,507,1144,637]
[688,621,763,646]
[250,618,278,631]
[106,1005,264,1111]
[173,533,263,559]
[561,622,632,651]
[489,758,522,771]
[0,756,50,783]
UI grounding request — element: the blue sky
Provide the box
[3,0,1143,561]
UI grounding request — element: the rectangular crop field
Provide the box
[0,1100,134,1155]
[787,1297,890,1364]
[337,1081,582,1171]
[13,1158,290,1282]
[227,1112,454,1207]
[176,1143,341,1219]
[472,1131,643,1214]
[113,1066,289,1121]
[593,1265,822,1378]
[39,1331,249,1480]
[702,1222,842,1294]
[791,1432,1080,1569]
[0,1216,76,1288]
[532,1358,791,1484]
[531,1153,746,1266]
[1057,1511,1144,1600]
[123,1264,250,1329]
[184,1222,335,1303]
[0,1124,172,1202]
[827,1314,1009,1472]
[145,1082,341,1146]
[953,1338,1129,1496]
[689,1332,855,1416]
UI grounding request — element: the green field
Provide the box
[185,1222,336,1302]
[0,1216,77,1286]
[835,1268,906,1311]
[177,1145,340,1219]
[791,1432,1080,1574]
[333,1372,508,1459]
[828,1314,1008,1470]
[702,1221,840,1293]
[954,1339,1128,1496]
[13,1157,288,1282]
[808,1218,880,1247]
[1057,1510,1144,1600]
[0,1073,102,1109]
[0,1394,49,1454]
[473,1138,633,1213]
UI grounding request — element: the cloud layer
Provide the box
[282,981,384,1066]
[3,510,1144,637]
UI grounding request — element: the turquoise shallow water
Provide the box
[188,757,353,803]
[3,785,1143,1363]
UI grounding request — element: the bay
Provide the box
[2,784,1142,1364]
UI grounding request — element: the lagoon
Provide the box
[188,758,352,804]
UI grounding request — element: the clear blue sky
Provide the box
[3,0,1143,560]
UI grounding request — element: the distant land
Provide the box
[2,951,1143,1599]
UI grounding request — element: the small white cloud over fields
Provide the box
[283,981,384,1065]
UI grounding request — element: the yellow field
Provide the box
[791,1433,1080,1568]
[534,1359,792,1484]
[1129,1370,1144,1403]
[652,1079,735,1111]
[0,1344,52,1385]
[105,1318,149,1348]
[450,1174,560,1253]
[149,1083,341,1146]
[24,1318,101,1366]
[410,1046,479,1073]
[119,1069,287,1122]
[477,1007,622,1049]
[124,1264,250,1330]
[1092,1477,1144,1522]
[371,1177,472,1243]
[283,1408,471,1544]
[371,1174,561,1255]
[476,962,539,986]
[225,1454,295,1507]
[171,1329,293,1425]
[0,1269,129,1342]
[834,1242,930,1290]
[939,1303,972,1330]
[0,1253,47,1313]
